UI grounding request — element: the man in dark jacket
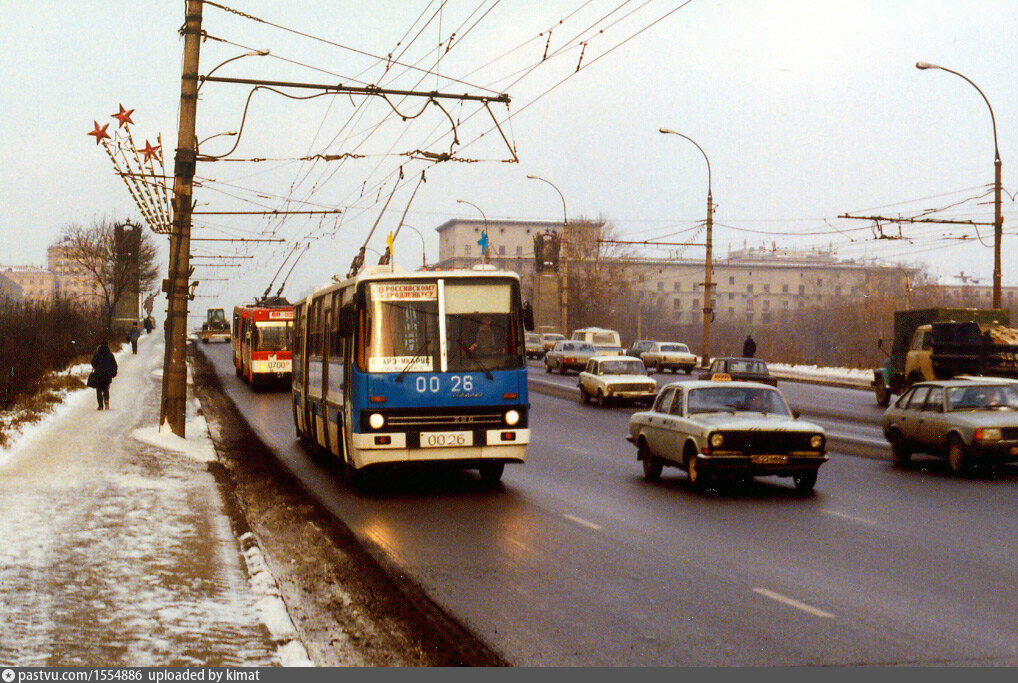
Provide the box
[91,340,118,410]
[742,334,757,358]
[128,321,141,354]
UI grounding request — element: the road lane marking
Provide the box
[563,513,601,531]
[753,588,834,618]
[823,509,879,527]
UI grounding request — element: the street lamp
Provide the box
[398,224,428,269]
[527,174,569,334]
[659,127,714,367]
[456,199,490,264]
[198,49,270,92]
[916,61,1003,308]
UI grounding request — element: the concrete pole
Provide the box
[160,0,202,436]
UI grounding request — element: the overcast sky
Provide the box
[3,1,1016,318]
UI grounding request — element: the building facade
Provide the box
[432,218,1018,332]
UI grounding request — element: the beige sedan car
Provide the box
[578,356,657,407]
[642,342,698,374]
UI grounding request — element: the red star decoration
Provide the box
[141,140,162,162]
[111,104,134,128]
[87,121,111,145]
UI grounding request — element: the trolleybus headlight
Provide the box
[505,409,520,426]
[709,433,724,448]
[369,413,385,430]
[810,434,824,449]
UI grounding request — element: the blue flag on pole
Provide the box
[477,231,489,253]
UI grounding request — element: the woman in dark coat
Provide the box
[91,340,118,410]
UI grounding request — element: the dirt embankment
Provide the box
[189,346,508,667]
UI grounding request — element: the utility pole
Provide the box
[161,0,202,437]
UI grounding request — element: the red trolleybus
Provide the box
[232,297,294,388]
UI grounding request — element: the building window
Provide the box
[674,282,681,291]
[658,281,665,292]
[674,298,681,310]
[692,299,699,310]
[762,299,770,310]
[782,284,788,293]
[516,246,523,257]
[761,313,772,324]
[465,244,472,256]
[729,276,735,285]
[798,284,805,295]
[817,278,823,287]
[747,284,754,293]
[763,283,770,293]
[498,245,505,256]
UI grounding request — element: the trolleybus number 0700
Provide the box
[422,431,472,448]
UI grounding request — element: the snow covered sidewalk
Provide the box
[0,333,287,666]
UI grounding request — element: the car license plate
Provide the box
[421,431,473,448]
[752,454,788,465]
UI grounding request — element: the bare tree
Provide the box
[565,217,643,333]
[58,217,161,332]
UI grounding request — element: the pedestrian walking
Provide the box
[742,334,757,358]
[90,340,118,410]
[144,316,154,334]
[128,321,141,354]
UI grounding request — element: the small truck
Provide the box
[199,307,231,343]
[873,307,1018,406]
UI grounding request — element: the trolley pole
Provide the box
[160,0,203,437]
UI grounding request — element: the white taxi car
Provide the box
[627,380,827,492]
[578,356,657,407]
[641,341,698,374]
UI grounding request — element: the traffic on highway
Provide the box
[196,336,1018,666]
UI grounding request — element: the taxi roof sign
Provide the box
[710,373,732,382]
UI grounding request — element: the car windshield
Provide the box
[726,360,766,374]
[599,360,645,375]
[660,344,687,353]
[687,386,790,416]
[946,384,1018,411]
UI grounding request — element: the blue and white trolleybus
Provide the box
[291,264,529,484]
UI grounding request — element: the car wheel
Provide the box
[793,469,818,494]
[596,389,606,407]
[685,367,693,375]
[545,361,552,373]
[687,454,709,490]
[947,434,968,476]
[890,430,911,468]
[874,382,891,407]
[580,387,590,404]
[478,462,505,485]
[559,363,567,375]
[639,442,662,481]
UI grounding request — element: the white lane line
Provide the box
[823,509,879,527]
[753,588,834,618]
[563,513,602,531]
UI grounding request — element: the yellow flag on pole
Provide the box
[386,231,394,258]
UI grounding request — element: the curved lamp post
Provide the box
[916,61,1003,308]
[526,174,569,333]
[659,127,714,367]
[398,224,428,269]
[456,199,491,264]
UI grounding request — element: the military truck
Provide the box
[872,307,1018,406]
[199,307,231,343]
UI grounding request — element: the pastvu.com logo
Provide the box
[2,668,15,682]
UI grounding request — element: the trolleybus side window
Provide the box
[292,305,303,383]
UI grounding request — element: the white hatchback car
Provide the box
[578,356,657,407]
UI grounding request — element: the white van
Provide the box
[570,327,623,355]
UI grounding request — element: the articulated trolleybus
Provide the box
[292,264,529,484]
[233,297,294,388]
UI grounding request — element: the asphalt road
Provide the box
[198,343,1018,666]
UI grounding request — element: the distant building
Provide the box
[48,241,104,306]
[0,272,23,302]
[2,266,56,302]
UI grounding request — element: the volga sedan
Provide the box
[882,379,1018,476]
[578,356,657,407]
[699,357,777,386]
[627,380,827,492]
[642,341,698,374]
[544,340,596,375]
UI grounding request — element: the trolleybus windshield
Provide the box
[359,278,522,375]
[253,320,291,352]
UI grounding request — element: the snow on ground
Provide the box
[768,362,872,384]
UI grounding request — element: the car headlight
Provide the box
[974,427,1001,442]
[505,409,520,426]
[709,433,724,448]
[368,413,385,430]
[810,434,824,449]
